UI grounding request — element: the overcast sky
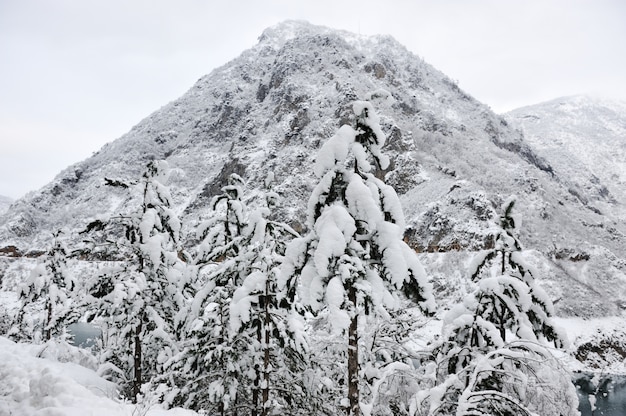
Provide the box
[1,0,625,200]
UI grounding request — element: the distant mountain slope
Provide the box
[508,95,626,221]
[0,21,624,317]
[0,196,12,215]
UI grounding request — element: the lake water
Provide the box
[575,373,626,415]
[67,322,102,349]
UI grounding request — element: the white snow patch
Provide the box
[0,336,198,416]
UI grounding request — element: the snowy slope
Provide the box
[507,95,626,221]
[0,336,197,416]
[0,20,538,251]
[0,195,12,215]
[0,21,624,318]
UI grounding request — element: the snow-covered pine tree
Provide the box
[13,230,77,342]
[166,173,308,415]
[468,197,564,345]
[281,100,436,416]
[424,197,577,416]
[85,160,188,401]
[229,173,308,416]
[195,173,246,265]
[163,173,248,414]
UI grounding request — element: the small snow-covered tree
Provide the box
[85,160,188,401]
[281,101,436,416]
[229,174,308,416]
[14,230,76,342]
[195,173,247,265]
[166,174,308,415]
[468,197,564,345]
[163,174,248,414]
[424,197,578,416]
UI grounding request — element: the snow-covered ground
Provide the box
[556,315,626,376]
[0,336,198,416]
[2,313,624,415]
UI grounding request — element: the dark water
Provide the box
[67,322,102,348]
[575,373,626,416]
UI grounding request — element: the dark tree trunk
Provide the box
[133,321,143,402]
[253,384,259,416]
[45,300,52,341]
[347,286,359,416]
[262,279,271,416]
[219,295,226,416]
[499,305,507,342]
[253,321,260,416]
[499,251,507,342]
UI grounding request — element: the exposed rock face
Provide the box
[0,21,624,317]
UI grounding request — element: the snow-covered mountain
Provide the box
[0,195,12,215]
[508,95,626,222]
[0,21,624,318]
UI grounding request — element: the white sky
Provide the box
[1,0,625,200]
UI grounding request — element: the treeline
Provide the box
[8,101,578,416]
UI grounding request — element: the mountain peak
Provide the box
[258,20,356,47]
[256,20,403,55]
[511,94,626,115]
[258,20,328,44]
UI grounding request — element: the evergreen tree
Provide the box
[424,197,578,416]
[164,173,248,414]
[165,174,308,415]
[468,197,563,345]
[195,173,247,265]
[85,160,188,401]
[14,230,77,342]
[229,174,308,416]
[281,101,436,416]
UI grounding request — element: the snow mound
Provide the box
[0,336,197,416]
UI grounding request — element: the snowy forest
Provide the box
[1,101,581,415]
[3,20,626,416]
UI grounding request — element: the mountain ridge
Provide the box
[0,21,624,318]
